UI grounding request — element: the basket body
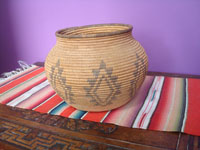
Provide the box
[45,24,148,111]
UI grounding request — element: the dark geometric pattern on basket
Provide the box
[130,52,146,98]
[0,120,122,150]
[50,59,74,104]
[84,60,121,106]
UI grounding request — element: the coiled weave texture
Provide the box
[45,24,148,111]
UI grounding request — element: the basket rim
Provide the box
[55,23,133,38]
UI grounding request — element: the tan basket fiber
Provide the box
[45,23,148,112]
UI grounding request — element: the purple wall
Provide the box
[1,0,200,75]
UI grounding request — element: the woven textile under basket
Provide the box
[45,23,148,112]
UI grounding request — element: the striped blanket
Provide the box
[1,65,200,136]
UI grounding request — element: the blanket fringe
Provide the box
[0,61,33,82]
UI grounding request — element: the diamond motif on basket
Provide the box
[84,60,121,106]
[130,53,146,98]
[50,59,74,104]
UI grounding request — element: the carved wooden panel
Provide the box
[0,103,198,149]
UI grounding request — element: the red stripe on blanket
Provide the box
[0,66,39,87]
[60,106,76,117]
[34,94,63,113]
[139,113,147,127]
[184,78,200,135]
[16,85,55,109]
[0,67,44,94]
[148,77,171,130]
[82,111,108,122]
[1,77,47,104]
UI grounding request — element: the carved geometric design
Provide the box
[130,53,146,98]
[84,60,121,106]
[50,59,74,104]
[0,120,92,149]
[10,107,118,134]
[0,119,121,150]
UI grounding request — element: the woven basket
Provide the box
[45,24,148,112]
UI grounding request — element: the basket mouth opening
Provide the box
[55,24,133,38]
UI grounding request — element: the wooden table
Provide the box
[0,103,199,150]
[1,63,200,150]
